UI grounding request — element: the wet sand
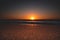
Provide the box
[0,24,60,40]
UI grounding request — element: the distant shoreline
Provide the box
[0,19,60,21]
[0,19,60,24]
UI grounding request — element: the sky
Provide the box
[0,0,60,19]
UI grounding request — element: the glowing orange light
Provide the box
[30,16,35,20]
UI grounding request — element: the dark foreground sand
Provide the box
[0,24,60,40]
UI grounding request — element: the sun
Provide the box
[30,16,35,20]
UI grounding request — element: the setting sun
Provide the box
[30,16,35,20]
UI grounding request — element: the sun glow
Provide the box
[30,16,35,20]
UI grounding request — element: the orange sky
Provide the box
[1,9,59,19]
